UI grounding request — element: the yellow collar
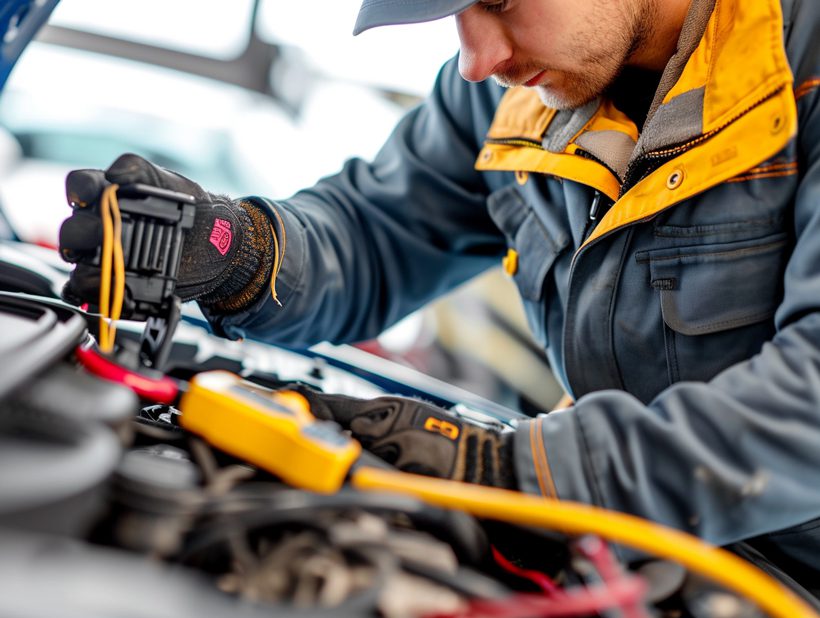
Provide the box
[476,0,796,247]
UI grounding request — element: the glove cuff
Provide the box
[456,427,517,489]
[197,201,274,313]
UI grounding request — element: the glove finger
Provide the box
[302,393,455,443]
[351,397,462,439]
[370,431,458,478]
[61,263,103,307]
[285,385,373,425]
[347,398,407,441]
[61,280,84,307]
[282,384,333,420]
[105,153,208,201]
[286,387,456,447]
[59,211,102,263]
[65,169,108,209]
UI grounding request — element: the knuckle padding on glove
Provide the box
[104,153,206,199]
[59,212,102,256]
[66,169,107,208]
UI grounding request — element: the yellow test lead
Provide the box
[352,468,820,618]
[97,184,123,353]
[108,184,125,323]
[98,184,113,351]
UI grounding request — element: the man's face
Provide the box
[456,0,658,109]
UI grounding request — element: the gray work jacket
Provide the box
[205,0,820,582]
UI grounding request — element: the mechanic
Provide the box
[61,0,820,594]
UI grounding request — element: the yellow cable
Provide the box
[98,184,113,352]
[268,206,286,307]
[269,221,281,306]
[352,467,820,618]
[108,184,124,325]
[97,184,124,353]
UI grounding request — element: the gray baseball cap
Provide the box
[353,0,478,35]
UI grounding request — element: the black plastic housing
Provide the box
[109,183,196,321]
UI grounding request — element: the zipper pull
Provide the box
[588,191,603,221]
[582,191,611,243]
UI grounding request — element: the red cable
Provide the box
[426,542,649,618]
[75,344,179,404]
[576,536,617,578]
[491,546,561,595]
[575,536,650,618]
[425,576,647,618]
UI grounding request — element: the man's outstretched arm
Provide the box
[203,58,507,346]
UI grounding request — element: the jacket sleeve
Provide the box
[203,57,506,346]
[514,82,820,549]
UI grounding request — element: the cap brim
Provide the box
[353,0,477,35]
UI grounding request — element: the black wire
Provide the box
[178,489,516,608]
[132,419,185,442]
[400,559,511,600]
[191,482,490,566]
[176,489,426,564]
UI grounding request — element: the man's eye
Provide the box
[480,0,510,13]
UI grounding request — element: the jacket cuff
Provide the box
[513,409,595,505]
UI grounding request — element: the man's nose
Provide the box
[456,7,513,82]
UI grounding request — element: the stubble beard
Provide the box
[494,0,658,110]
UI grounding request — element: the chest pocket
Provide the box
[487,184,569,302]
[644,232,788,383]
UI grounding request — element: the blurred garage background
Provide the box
[0,0,563,413]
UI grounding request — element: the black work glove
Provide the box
[293,386,517,489]
[59,153,275,314]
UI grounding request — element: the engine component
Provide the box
[104,444,202,556]
[0,291,86,399]
[12,361,137,432]
[0,404,121,536]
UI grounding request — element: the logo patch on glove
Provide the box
[423,416,460,440]
[209,218,233,256]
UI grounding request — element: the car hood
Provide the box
[0,1,58,93]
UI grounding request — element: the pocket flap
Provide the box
[488,185,569,301]
[648,234,787,336]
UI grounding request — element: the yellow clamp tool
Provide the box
[180,371,360,494]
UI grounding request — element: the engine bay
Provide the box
[0,284,817,618]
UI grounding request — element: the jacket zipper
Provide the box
[620,85,787,196]
[488,83,788,254]
[488,85,786,199]
[569,84,787,269]
[484,137,543,148]
[551,84,789,399]
[483,138,618,243]
[581,190,612,243]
